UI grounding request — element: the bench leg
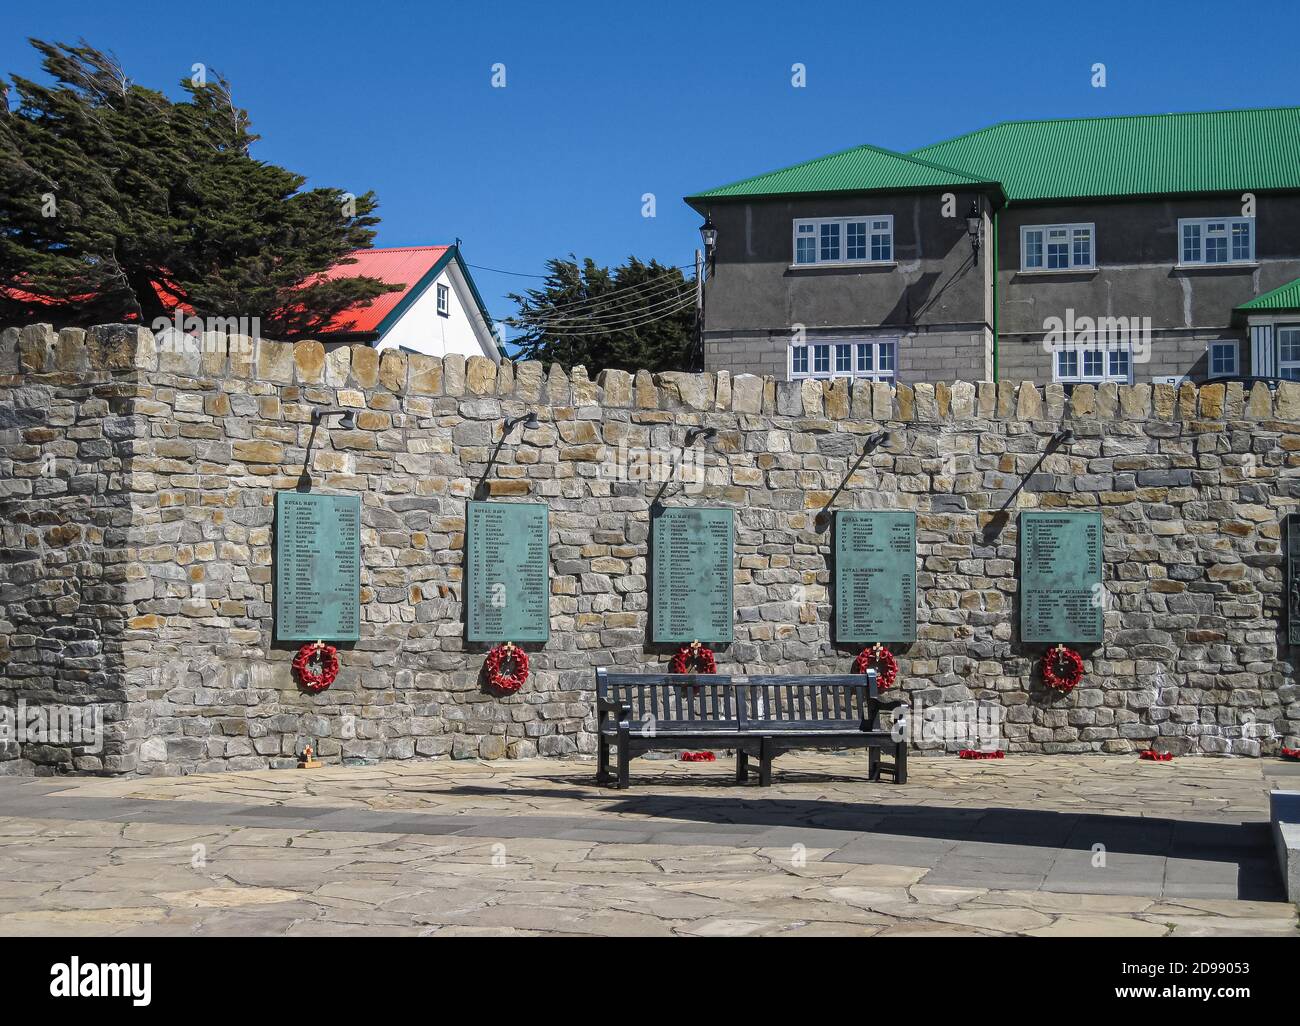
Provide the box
[596,734,610,784]
[736,749,749,784]
[758,737,772,787]
[616,730,630,789]
[868,746,881,782]
[893,740,908,784]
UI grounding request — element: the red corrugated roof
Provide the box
[314,245,450,334]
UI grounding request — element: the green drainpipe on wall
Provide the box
[992,206,1000,382]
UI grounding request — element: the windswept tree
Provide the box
[0,39,400,333]
[506,255,697,372]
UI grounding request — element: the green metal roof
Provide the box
[910,107,1300,202]
[1238,275,1300,312]
[686,142,1000,202]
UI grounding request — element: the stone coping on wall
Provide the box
[2,322,1291,423]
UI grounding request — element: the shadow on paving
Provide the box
[443,783,1284,901]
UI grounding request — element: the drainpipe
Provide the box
[992,204,1001,382]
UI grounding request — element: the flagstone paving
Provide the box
[0,754,1296,936]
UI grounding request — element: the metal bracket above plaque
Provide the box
[834,510,917,643]
[275,491,361,641]
[651,506,734,643]
[1019,510,1103,644]
[466,501,550,642]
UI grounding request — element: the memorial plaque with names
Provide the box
[834,511,916,643]
[275,491,361,641]
[466,501,550,642]
[1020,511,1103,644]
[1286,514,1300,646]
[651,507,734,643]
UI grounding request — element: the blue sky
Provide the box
[3,0,1299,330]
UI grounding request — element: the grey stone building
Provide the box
[687,107,1300,388]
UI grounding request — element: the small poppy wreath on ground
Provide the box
[485,642,529,693]
[1281,747,1300,761]
[680,751,716,762]
[959,749,1005,760]
[1139,749,1174,762]
[1041,644,1085,694]
[670,641,716,675]
[853,643,898,690]
[293,641,339,693]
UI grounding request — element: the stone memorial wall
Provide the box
[3,321,1300,775]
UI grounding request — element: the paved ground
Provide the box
[0,753,1296,936]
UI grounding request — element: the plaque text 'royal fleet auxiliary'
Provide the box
[274,492,361,641]
[466,501,550,642]
[651,507,734,643]
[1020,511,1103,644]
[835,511,917,643]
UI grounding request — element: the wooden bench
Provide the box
[595,668,907,789]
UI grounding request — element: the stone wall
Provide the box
[3,321,1300,776]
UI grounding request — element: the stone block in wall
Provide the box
[380,350,407,393]
[1277,382,1300,419]
[1152,383,1176,420]
[156,328,202,375]
[896,383,914,421]
[914,383,937,421]
[732,373,763,414]
[496,359,515,396]
[516,360,544,402]
[1096,382,1118,417]
[951,381,976,419]
[800,378,822,417]
[228,334,255,377]
[54,327,89,374]
[1177,381,1197,419]
[467,355,498,397]
[325,345,351,387]
[408,354,443,395]
[542,363,567,404]
[256,339,294,383]
[443,353,466,396]
[201,332,229,376]
[570,366,597,405]
[1070,384,1096,416]
[0,326,18,374]
[1224,381,1245,419]
[19,322,56,372]
[350,344,379,388]
[715,370,731,410]
[1118,385,1150,421]
[1016,381,1042,419]
[996,380,1014,417]
[824,378,849,419]
[1199,383,1225,419]
[635,370,658,409]
[872,381,893,422]
[598,369,632,407]
[762,377,777,415]
[1045,382,1065,420]
[977,381,996,418]
[1248,381,1272,418]
[293,340,326,384]
[92,323,156,371]
[775,381,801,416]
[655,371,713,411]
[934,381,951,419]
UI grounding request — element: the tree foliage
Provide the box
[506,255,697,372]
[0,39,400,333]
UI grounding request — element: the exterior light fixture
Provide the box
[685,426,717,446]
[1051,428,1075,447]
[312,407,356,431]
[966,200,983,264]
[503,411,539,437]
[699,216,718,252]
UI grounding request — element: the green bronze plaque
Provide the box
[1020,511,1103,644]
[834,511,917,643]
[1286,514,1300,646]
[466,501,550,642]
[275,491,361,641]
[651,507,734,643]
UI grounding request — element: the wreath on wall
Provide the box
[484,642,529,693]
[293,641,339,694]
[853,643,898,690]
[1041,644,1085,694]
[670,641,717,675]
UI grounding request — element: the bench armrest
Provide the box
[597,696,632,722]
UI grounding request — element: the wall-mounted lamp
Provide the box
[503,411,539,438]
[1050,428,1075,448]
[312,407,356,431]
[685,426,717,446]
[966,200,983,265]
[698,215,718,253]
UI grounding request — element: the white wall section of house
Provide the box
[375,261,499,362]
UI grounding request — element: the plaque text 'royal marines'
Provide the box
[834,510,917,643]
[1020,511,1103,644]
[651,506,734,643]
[274,492,361,641]
[466,501,550,642]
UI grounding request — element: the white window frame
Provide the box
[1051,343,1133,385]
[1020,223,1095,271]
[1207,339,1239,378]
[792,215,894,267]
[1279,325,1300,381]
[1177,216,1255,266]
[789,339,897,382]
[436,282,450,316]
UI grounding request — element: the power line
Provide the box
[507,283,696,329]
[467,258,698,280]
[508,292,697,338]
[502,271,695,320]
